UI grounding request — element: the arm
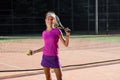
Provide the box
[59,31,70,47]
[31,47,44,55]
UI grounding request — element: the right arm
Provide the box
[31,47,44,55]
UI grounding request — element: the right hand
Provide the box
[26,50,33,56]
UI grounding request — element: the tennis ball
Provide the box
[26,50,32,56]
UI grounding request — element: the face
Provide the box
[45,15,56,27]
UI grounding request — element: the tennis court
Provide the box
[0,35,120,80]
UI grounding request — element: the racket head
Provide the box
[55,15,71,32]
[55,15,65,29]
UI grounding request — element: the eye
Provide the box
[50,19,53,21]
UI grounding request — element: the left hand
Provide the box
[64,27,71,36]
[64,27,71,34]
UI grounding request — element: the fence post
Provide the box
[95,0,98,34]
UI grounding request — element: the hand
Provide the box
[64,28,70,37]
[64,27,71,35]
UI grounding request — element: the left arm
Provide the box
[59,31,70,47]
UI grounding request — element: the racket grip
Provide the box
[64,27,71,33]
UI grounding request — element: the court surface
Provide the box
[0,35,120,80]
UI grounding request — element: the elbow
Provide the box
[65,44,69,47]
[65,45,68,47]
[65,42,69,47]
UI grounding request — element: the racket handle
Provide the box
[64,27,71,33]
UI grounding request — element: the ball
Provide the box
[26,50,32,56]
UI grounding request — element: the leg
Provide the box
[53,68,62,80]
[43,67,52,80]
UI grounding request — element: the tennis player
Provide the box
[30,11,70,80]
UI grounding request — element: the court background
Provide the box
[0,0,120,35]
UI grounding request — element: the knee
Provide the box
[46,77,52,80]
[57,75,62,80]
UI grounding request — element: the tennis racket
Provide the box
[55,15,71,32]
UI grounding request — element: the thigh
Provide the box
[43,67,52,80]
[53,68,62,80]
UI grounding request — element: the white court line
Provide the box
[0,62,22,69]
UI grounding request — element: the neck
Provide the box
[47,25,54,31]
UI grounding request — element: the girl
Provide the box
[30,11,70,80]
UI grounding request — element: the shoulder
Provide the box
[42,29,48,33]
[54,28,62,32]
[54,28,62,35]
[42,30,47,37]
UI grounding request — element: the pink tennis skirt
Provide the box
[41,55,61,68]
